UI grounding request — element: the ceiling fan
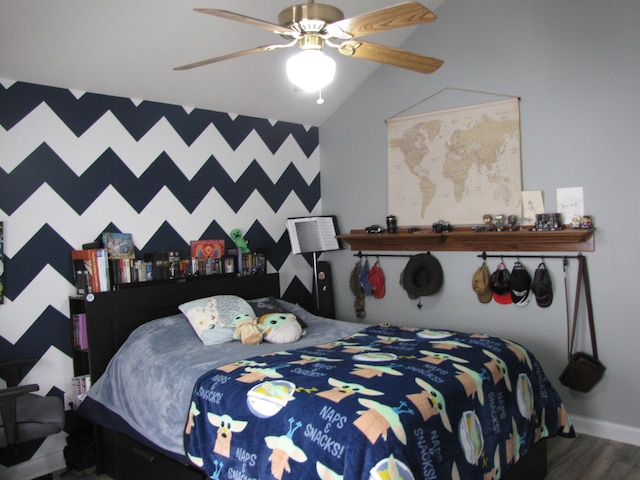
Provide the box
[174,1,444,93]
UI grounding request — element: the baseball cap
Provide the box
[510,261,532,306]
[368,261,386,299]
[531,262,553,307]
[471,263,492,303]
[359,258,373,296]
[490,262,512,304]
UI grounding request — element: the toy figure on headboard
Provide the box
[230,229,251,254]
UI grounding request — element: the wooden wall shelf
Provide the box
[337,227,595,252]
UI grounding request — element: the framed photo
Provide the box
[102,232,135,259]
[190,239,225,259]
[521,191,545,225]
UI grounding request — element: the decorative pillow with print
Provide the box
[179,295,255,345]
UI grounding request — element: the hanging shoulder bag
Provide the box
[559,255,605,392]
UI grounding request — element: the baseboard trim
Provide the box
[571,414,640,447]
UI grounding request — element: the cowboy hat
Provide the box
[401,253,444,298]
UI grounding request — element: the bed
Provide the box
[77,273,573,480]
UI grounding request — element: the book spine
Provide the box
[71,373,92,409]
[78,313,87,350]
[95,249,110,291]
[72,313,80,348]
[72,260,87,295]
[88,250,101,293]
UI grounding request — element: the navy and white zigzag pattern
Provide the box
[0,79,321,467]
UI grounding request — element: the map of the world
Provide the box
[387,98,522,226]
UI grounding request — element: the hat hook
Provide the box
[417,298,423,309]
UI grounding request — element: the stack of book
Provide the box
[72,313,88,350]
[71,248,110,293]
[71,235,268,291]
[190,239,226,276]
[71,374,92,409]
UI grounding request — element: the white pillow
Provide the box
[179,295,255,345]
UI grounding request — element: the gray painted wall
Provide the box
[320,0,640,442]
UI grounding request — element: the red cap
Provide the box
[368,261,386,299]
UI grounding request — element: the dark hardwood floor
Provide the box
[547,434,640,480]
[46,434,640,480]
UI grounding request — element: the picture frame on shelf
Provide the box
[102,232,135,259]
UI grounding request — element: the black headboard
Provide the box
[84,273,280,382]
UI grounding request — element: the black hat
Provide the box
[490,262,512,304]
[401,253,444,298]
[531,262,553,307]
[510,261,532,306]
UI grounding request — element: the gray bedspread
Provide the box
[85,301,364,455]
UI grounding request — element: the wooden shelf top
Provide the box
[337,226,595,252]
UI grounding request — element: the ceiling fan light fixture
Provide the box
[286,49,336,93]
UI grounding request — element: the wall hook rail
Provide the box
[355,251,416,259]
[478,251,585,261]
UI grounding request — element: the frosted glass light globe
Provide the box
[286,50,336,92]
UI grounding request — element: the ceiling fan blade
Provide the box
[194,9,295,36]
[174,43,294,71]
[338,40,443,74]
[328,2,436,38]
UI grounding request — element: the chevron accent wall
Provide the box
[0,79,321,470]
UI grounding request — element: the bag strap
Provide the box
[568,255,599,359]
[562,258,572,361]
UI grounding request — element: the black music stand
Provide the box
[286,216,342,314]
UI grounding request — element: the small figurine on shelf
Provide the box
[230,229,251,254]
[571,216,583,229]
[473,214,496,232]
[230,229,251,276]
[581,215,593,229]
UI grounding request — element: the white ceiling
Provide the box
[0,1,445,126]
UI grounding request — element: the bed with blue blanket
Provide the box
[78,273,573,480]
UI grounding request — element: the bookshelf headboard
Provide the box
[84,273,280,382]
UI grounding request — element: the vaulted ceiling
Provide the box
[0,0,444,125]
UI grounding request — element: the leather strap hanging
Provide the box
[568,255,598,361]
[562,257,571,359]
[559,254,605,392]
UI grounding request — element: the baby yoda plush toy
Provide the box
[258,313,302,344]
[230,229,251,254]
[232,314,263,345]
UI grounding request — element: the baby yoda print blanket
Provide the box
[184,324,574,480]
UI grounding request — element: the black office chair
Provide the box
[0,358,65,456]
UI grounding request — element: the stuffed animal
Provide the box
[258,313,302,344]
[230,228,251,254]
[233,314,263,345]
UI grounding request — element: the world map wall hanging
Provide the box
[387,98,522,226]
